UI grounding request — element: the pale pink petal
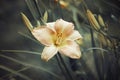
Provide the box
[62,23,74,38]
[55,19,74,34]
[46,22,56,32]
[41,45,58,61]
[59,40,81,59]
[32,27,55,46]
[68,30,82,40]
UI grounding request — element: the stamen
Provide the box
[55,33,63,46]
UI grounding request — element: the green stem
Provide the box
[55,55,69,80]
[57,52,75,80]
[90,28,103,80]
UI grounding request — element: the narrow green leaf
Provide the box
[1,50,41,55]
[0,54,61,80]
[0,65,32,80]
[18,32,41,45]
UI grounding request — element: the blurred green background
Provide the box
[0,0,120,80]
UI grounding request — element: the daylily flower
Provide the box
[21,13,82,61]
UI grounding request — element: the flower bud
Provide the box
[98,33,107,46]
[21,13,33,31]
[98,15,105,27]
[86,9,100,31]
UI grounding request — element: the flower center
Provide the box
[55,33,63,46]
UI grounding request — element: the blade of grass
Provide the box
[18,32,41,45]
[1,50,41,55]
[1,66,30,79]
[85,47,109,53]
[0,65,32,80]
[25,0,38,22]
[0,54,61,80]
